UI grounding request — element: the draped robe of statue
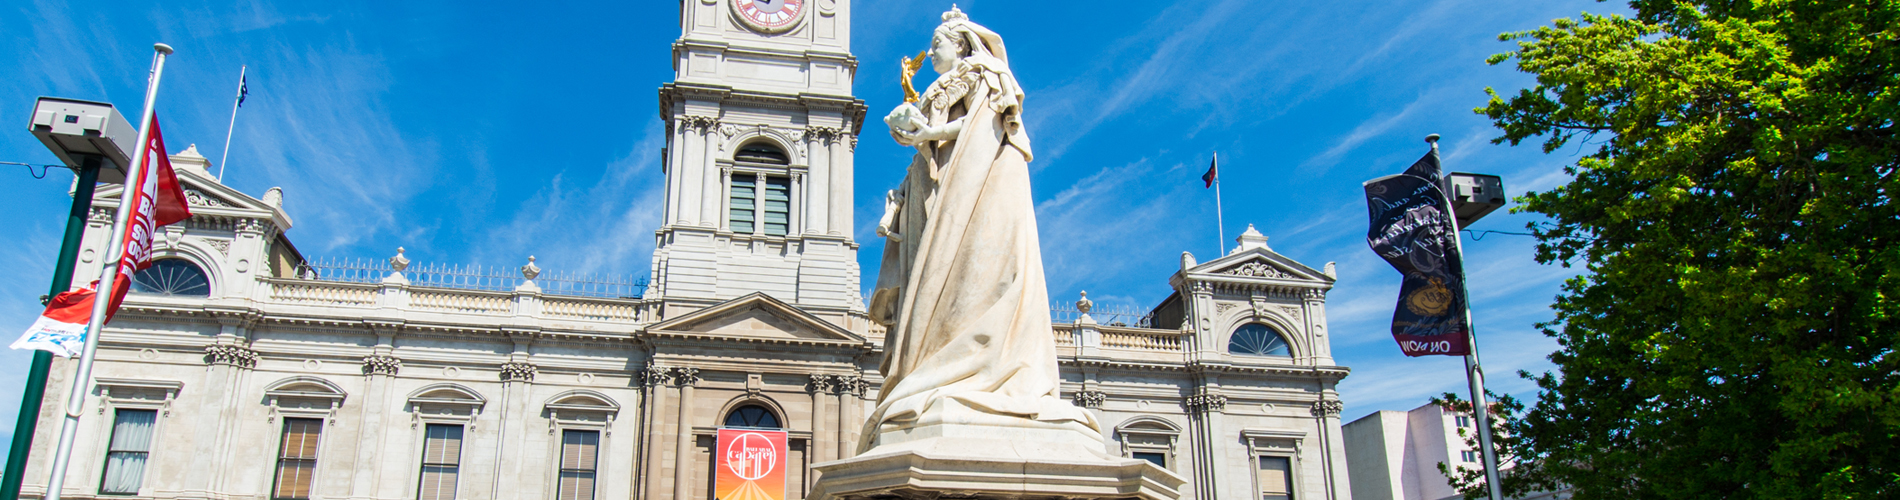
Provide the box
[862,18,1102,454]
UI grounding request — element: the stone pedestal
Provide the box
[809,402,1183,500]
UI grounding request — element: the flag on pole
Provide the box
[236,73,248,107]
[1362,148,1470,356]
[11,116,191,357]
[1201,154,1219,188]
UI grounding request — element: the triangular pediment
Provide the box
[646,293,864,343]
[1190,248,1331,284]
[92,153,291,226]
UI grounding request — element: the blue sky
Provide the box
[0,0,1629,461]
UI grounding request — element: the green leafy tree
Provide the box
[1472,1,1899,499]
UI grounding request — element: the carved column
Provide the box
[808,375,835,465]
[639,366,672,500]
[668,118,690,224]
[492,333,536,499]
[718,165,734,232]
[1311,399,1346,500]
[196,314,258,495]
[672,367,701,500]
[1184,370,1227,500]
[828,133,853,236]
[699,120,722,228]
[789,172,804,236]
[355,324,402,498]
[834,375,865,459]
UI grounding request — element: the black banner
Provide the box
[1363,150,1470,356]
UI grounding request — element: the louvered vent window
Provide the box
[763,176,791,236]
[730,176,757,234]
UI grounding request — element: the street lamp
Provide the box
[2,97,136,500]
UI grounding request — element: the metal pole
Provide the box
[1213,153,1226,253]
[1432,136,1506,500]
[217,64,243,181]
[0,156,101,500]
[42,42,171,500]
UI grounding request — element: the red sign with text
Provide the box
[713,428,787,500]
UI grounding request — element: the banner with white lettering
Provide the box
[12,116,190,357]
[713,428,787,500]
[1363,149,1469,356]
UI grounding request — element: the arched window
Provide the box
[130,259,210,296]
[723,404,781,429]
[1228,324,1292,357]
[735,143,790,165]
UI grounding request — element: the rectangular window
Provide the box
[1456,415,1472,428]
[557,430,600,500]
[99,409,157,495]
[417,424,464,500]
[762,176,791,236]
[1132,451,1167,469]
[1258,456,1294,500]
[272,418,323,499]
[1462,450,1480,463]
[729,176,757,234]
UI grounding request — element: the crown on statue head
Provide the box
[942,4,967,23]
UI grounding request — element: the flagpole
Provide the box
[1213,153,1226,253]
[1431,134,1506,500]
[40,43,171,500]
[217,64,243,181]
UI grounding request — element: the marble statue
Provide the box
[862,5,1102,454]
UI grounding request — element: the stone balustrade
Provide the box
[254,277,658,328]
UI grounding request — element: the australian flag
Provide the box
[1362,148,1470,356]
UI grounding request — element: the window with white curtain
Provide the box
[99,409,156,495]
[417,424,464,500]
[556,430,599,500]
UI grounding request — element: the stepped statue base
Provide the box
[809,401,1183,500]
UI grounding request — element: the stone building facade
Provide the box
[16,2,1354,500]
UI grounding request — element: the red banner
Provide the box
[713,428,787,500]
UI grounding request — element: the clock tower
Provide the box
[650,0,866,321]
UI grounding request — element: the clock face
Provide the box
[733,0,805,32]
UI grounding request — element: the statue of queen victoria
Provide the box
[862,6,1102,453]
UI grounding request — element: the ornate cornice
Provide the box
[1310,399,1344,417]
[203,344,259,369]
[1074,390,1107,408]
[361,354,402,376]
[499,361,538,382]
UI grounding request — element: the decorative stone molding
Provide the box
[1190,282,1213,294]
[1304,289,1327,299]
[235,219,273,236]
[1225,262,1293,279]
[1075,291,1093,314]
[184,188,233,208]
[205,239,231,256]
[639,366,672,387]
[670,367,701,387]
[361,355,403,376]
[1310,399,1344,417]
[1214,303,1238,314]
[681,115,719,132]
[1074,390,1107,408]
[804,126,845,144]
[203,345,259,369]
[808,374,837,393]
[499,362,538,382]
[1184,394,1227,412]
[88,207,114,224]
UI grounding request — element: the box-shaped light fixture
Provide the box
[1442,172,1505,228]
[29,97,136,184]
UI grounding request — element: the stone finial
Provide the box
[1180,252,1197,270]
[521,256,541,280]
[389,247,410,272]
[1233,224,1270,254]
[1323,262,1337,279]
[1075,291,1093,314]
[263,187,284,209]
